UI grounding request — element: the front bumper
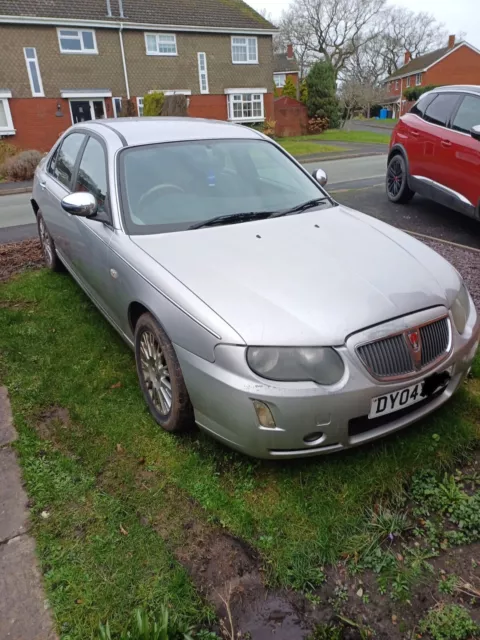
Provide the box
[176,305,480,459]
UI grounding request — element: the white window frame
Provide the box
[406,76,410,88]
[57,28,98,54]
[395,80,399,89]
[415,73,422,86]
[68,98,106,124]
[0,92,15,135]
[112,97,122,117]
[225,89,266,122]
[137,97,144,116]
[231,36,258,64]
[144,33,177,56]
[274,73,286,88]
[23,47,44,97]
[197,52,209,94]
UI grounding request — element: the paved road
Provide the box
[303,154,387,187]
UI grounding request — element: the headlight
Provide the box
[246,346,345,385]
[451,283,471,334]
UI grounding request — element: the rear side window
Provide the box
[409,92,436,118]
[50,133,85,189]
[75,136,108,211]
[424,93,460,127]
[452,95,480,134]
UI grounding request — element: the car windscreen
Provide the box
[118,138,330,235]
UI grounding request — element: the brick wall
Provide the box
[124,32,273,96]
[8,98,72,151]
[189,95,227,120]
[425,45,480,85]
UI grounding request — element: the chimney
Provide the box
[287,43,294,60]
[448,34,455,49]
[404,51,411,65]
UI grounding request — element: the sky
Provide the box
[247,0,480,49]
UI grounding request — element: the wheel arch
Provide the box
[388,143,410,173]
[30,198,40,217]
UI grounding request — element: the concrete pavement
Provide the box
[0,388,57,640]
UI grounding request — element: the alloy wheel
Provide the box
[139,330,172,415]
[387,157,403,197]
[39,216,54,267]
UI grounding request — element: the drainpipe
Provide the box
[119,23,130,100]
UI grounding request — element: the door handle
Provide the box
[410,130,420,137]
[39,181,47,190]
[441,139,452,148]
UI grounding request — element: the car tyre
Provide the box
[37,212,64,271]
[386,154,415,204]
[135,313,194,433]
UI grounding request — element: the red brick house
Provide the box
[382,35,480,117]
[273,45,299,94]
[0,0,276,151]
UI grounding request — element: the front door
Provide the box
[70,100,92,123]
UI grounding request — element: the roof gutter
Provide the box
[118,23,130,99]
[0,14,279,34]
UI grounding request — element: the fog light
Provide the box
[303,432,325,445]
[253,400,276,428]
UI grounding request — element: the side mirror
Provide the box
[61,192,98,218]
[471,125,480,141]
[313,168,328,187]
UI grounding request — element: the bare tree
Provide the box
[379,7,447,75]
[339,77,387,121]
[280,0,386,80]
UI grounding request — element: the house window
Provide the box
[395,80,399,89]
[197,52,209,94]
[0,98,14,135]
[58,28,97,53]
[231,37,258,64]
[274,73,286,88]
[113,97,122,117]
[145,33,177,56]
[24,48,44,97]
[137,97,144,116]
[227,93,264,121]
[415,73,422,86]
[406,76,410,88]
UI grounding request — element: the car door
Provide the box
[68,133,117,314]
[402,92,436,178]
[40,132,87,262]
[435,93,480,215]
[421,92,462,186]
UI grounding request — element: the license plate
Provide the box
[368,370,451,420]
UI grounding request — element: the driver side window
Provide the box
[74,137,108,211]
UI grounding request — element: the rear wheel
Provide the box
[37,212,63,271]
[134,313,194,433]
[386,154,415,204]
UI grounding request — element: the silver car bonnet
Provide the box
[132,205,461,346]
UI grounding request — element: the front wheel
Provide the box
[37,212,63,271]
[134,313,194,433]
[386,154,415,204]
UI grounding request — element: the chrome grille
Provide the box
[420,318,450,367]
[357,317,450,379]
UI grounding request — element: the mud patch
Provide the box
[35,407,71,442]
[0,238,43,281]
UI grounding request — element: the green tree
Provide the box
[282,76,297,99]
[300,79,308,105]
[306,61,340,128]
[143,91,165,116]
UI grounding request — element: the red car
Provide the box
[387,85,480,219]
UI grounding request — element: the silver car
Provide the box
[32,118,479,459]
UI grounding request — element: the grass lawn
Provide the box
[1,269,479,638]
[279,139,345,157]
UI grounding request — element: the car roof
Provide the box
[432,85,480,95]
[75,117,264,146]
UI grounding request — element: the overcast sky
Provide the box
[247,0,480,49]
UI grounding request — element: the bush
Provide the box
[143,91,165,116]
[307,116,329,134]
[262,119,276,137]
[282,76,297,99]
[0,150,42,181]
[419,604,478,640]
[119,98,136,117]
[306,61,340,128]
[0,140,18,166]
[300,79,308,105]
[403,84,438,101]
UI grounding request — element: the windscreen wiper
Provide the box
[269,197,331,218]
[189,211,274,230]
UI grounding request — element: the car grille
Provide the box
[357,317,450,379]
